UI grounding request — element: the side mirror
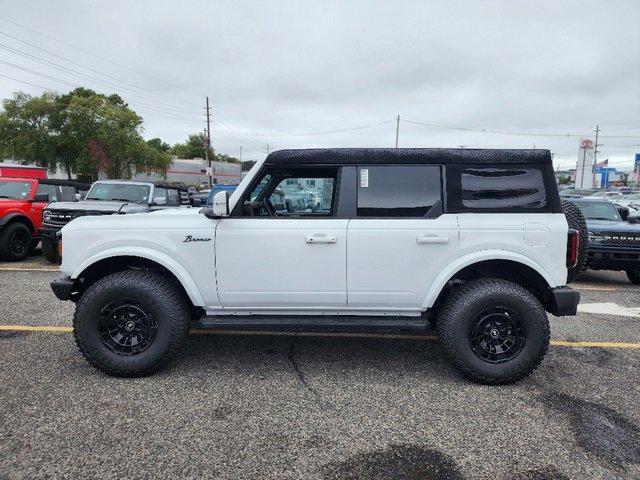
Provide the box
[628,212,640,224]
[33,193,50,202]
[213,190,230,216]
[74,193,82,201]
[202,191,229,219]
[192,198,203,207]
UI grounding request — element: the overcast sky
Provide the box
[0,0,639,169]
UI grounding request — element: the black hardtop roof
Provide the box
[38,179,91,189]
[97,180,188,191]
[265,148,552,166]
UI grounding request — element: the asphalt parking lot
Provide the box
[1,255,639,479]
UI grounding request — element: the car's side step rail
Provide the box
[194,315,429,331]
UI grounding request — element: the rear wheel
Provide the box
[436,279,550,385]
[42,237,61,263]
[561,199,588,283]
[626,269,640,285]
[0,222,32,262]
[73,270,190,376]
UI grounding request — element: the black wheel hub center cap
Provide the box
[468,306,527,364]
[97,300,158,356]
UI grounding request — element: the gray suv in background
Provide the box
[40,180,191,263]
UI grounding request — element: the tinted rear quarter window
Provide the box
[448,165,549,212]
[357,165,442,217]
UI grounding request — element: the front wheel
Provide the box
[626,269,640,285]
[73,270,190,377]
[41,237,61,263]
[436,279,550,385]
[0,222,32,262]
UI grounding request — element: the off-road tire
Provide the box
[436,279,550,385]
[626,269,640,285]
[41,237,61,264]
[0,222,32,262]
[73,270,190,377]
[561,199,588,283]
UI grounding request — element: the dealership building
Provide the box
[132,157,241,186]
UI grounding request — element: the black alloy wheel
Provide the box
[468,306,526,364]
[8,228,30,257]
[97,299,158,355]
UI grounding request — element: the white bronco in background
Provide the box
[51,148,581,384]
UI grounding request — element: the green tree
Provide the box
[171,132,210,159]
[0,88,171,180]
[147,137,171,152]
[170,133,240,164]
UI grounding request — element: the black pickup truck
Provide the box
[571,197,640,284]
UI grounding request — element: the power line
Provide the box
[402,118,640,138]
[0,31,200,111]
[0,43,201,116]
[0,16,196,96]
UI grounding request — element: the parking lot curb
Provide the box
[2,325,639,348]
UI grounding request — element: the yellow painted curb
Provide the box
[0,267,59,272]
[2,325,639,349]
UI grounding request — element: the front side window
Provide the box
[166,189,181,206]
[86,183,151,204]
[59,186,77,202]
[357,165,442,217]
[0,181,31,199]
[461,167,546,209]
[241,168,337,217]
[36,184,58,202]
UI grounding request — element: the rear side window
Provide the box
[357,165,442,217]
[460,167,546,209]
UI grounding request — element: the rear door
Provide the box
[347,165,459,311]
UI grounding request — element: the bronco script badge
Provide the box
[183,235,212,243]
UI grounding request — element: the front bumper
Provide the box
[550,286,580,316]
[586,244,640,271]
[50,275,77,301]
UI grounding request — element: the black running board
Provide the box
[193,315,429,331]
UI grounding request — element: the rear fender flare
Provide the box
[421,249,556,309]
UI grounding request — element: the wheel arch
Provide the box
[423,251,557,314]
[70,248,205,307]
[0,212,36,233]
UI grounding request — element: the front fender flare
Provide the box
[0,212,34,230]
[70,246,205,307]
[421,249,557,309]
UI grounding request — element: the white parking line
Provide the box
[577,302,640,318]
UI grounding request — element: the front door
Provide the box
[215,167,347,310]
[347,165,459,311]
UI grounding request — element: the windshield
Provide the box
[0,180,31,199]
[576,202,622,222]
[85,183,151,204]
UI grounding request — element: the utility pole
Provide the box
[266,143,270,154]
[395,115,400,148]
[239,146,242,163]
[592,125,600,188]
[205,96,212,187]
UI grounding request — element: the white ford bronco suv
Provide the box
[51,148,581,384]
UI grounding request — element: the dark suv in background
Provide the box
[571,197,640,284]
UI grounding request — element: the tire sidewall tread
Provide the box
[436,278,550,385]
[73,269,190,377]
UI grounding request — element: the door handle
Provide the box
[305,234,337,244]
[416,234,449,244]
